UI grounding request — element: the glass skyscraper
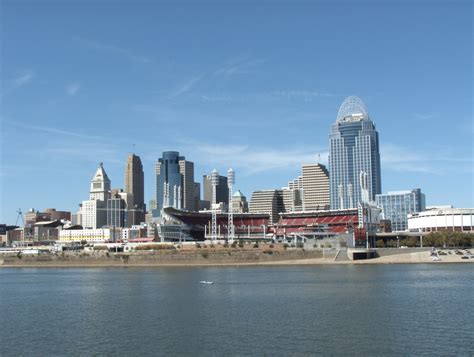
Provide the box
[154,151,196,216]
[376,189,426,231]
[155,151,184,216]
[329,96,381,210]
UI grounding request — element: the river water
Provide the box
[0,265,472,356]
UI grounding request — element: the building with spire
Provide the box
[82,163,111,229]
[124,154,145,225]
[329,96,381,210]
[89,163,111,201]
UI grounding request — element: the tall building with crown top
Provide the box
[90,163,111,201]
[124,154,145,225]
[329,96,381,210]
[82,163,111,229]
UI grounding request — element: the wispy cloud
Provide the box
[14,71,35,87]
[66,82,81,95]
[413,113,437,121]
[46,144,122,164]
[179,140,327,176]
[200,94,232,102]
[170,74,205,98]
[165,56,267,100]
[270,90,339,102]
[214,57,266,76]
[1,70,35,96]
[381,143,473,174]
[79,38,151,64]
[5,120,103,141]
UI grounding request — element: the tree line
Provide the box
[376,231,473,248]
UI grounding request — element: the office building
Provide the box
[376,189,426,231]
[81,199,107,229]
[155,151,183,214]
[90,163,111,201]
[301,164,330,210]
[107,193,127,228]
[124,154,145,225]
[155,151,196,215]
[179,159,196,211]
[203,173,229,205]
[283,163,330,212]
[81,163,111,229]
[329,96,381,209]
[249,189,284,223]
[59,228,112,243]
[193,182,201,212]
[232,190,249,213]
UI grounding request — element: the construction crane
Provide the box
[15,208,24,227]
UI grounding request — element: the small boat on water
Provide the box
[200,281,214,285]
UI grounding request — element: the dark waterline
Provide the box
[1,265,472,356]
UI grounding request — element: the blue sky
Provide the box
[1,0,472,224]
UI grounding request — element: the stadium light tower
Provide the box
[211,169,219,241]
[227,168,235,242]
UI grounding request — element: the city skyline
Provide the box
[1,0,472,224]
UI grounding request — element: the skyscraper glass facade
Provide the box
[155,151,184,215]
[329,96,381,209]
[376,189,426,231]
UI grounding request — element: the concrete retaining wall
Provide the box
[0,248,324,267]
[375,248,431,257]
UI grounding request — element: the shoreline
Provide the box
[1,250,472,268]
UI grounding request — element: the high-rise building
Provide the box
[178,159,196,211]
[81,199,107,229]
[329,96,381,210]
[155,151,196,215]
[249,189,284,223]
[193,182,201,212]
[285,164,330,212]
[124,154,145,225]
[301,164,330,210]
[82,163,111,229]
[203,174,229,205]
[376,189,426,231]
[107,194,127,228]
[155,151,183,215]
[90,163,111,201]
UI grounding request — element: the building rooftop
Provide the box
[336,96,369,122]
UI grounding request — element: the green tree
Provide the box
[375,239,385,248]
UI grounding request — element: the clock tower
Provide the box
[90,162,111,201]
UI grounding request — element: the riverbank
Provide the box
[1,248,472,267]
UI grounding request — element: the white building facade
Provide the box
[408,208,474,232]
[59,228,111,243]
[81,163,111,229]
